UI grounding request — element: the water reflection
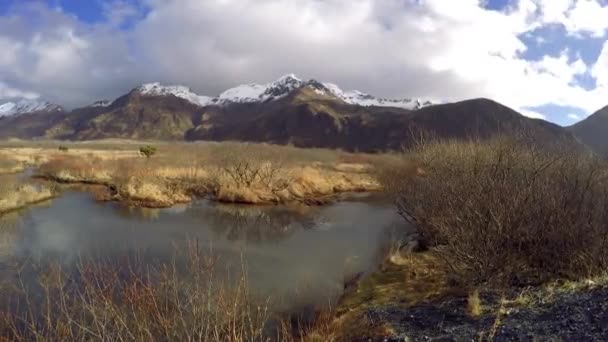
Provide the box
[0,191,404,312]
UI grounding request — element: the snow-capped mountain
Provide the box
[0,99,63,117]
[323,83,433,110]
[90,100,111,107]
[214,74,307,104]
[137,82,213,107]
[134,75,435,110]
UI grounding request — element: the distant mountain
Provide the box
[0,75,580,151]
[569,106,608,156]
[89,100,111,107]
[0,99,63,117]
[132,75,435,109]
[187,95,578,151]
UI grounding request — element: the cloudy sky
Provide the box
[0,0,607,125]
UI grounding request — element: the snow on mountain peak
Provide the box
[321,82,433,110]
[276,74,302,82]
[216,75,306,104]
[0,99,63,117]
[137,82,213,107]
[134,76,434,110]
[90,100,111,107]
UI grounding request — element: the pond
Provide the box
[0,191,405,315]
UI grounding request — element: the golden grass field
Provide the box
[0,140,401,210]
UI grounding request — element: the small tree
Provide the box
[139,145,157,159]
[58,146,69,152]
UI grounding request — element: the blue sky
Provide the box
[0,0,607,126]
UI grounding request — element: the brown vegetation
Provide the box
[0,174,56,215]
[29,142,381,207]
[0,241,348,341]
[381,136,608,287]
[0,246,271,341]
[0,158,24,174]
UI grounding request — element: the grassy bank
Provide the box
[0,174,56,215]
[1,141,384,207]
[330,136,608,339]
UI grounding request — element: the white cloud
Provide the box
[593,41,608,86]
[0,3,137,105]
[0,81,39,99]
[0,0,606,123]
[562,0,608,37]
[520,108,547,119]
[535,0,608,37]
[568,113,581,120]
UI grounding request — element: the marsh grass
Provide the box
[0,158,24,174]
[32,141,381,206]
[0,174,56,215]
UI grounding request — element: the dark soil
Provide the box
[356,286,608,341]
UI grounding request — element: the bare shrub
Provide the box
[0,244,272,341]
[213,144,287,189]
[383,136,608,287]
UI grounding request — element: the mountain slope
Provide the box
[0,99,63,118]
[569,106,608,156]
[51,90,203,140]
[0,76,580,151]
[187,94,577,151]
[0,99,65,138]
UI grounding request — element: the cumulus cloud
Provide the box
[593,41,608,86]
[0,0,607,122]
[520,109,547,119]
[0,2,139,106]
[0,81,39,100]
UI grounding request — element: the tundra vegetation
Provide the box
[331,135,608,339]
[3,137,608,340]
[1,140,383,207]
[0,242,343,341]
[0,174,55,215]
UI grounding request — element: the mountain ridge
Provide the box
[569,105,608,156]
[0,75,584,152]
[0,99,63,117]
[0,75,436,114]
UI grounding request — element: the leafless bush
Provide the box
[213,144,287,189]
[0,244,272,341]
[382,136,608,287]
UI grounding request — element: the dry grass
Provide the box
[0,175,56,215]
[329,251,453,340]
[0,158,24,174]
[381,136,608,287]
[25,141,382,207]
[467,290,483,318]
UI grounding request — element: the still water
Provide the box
[0,191,403,312]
